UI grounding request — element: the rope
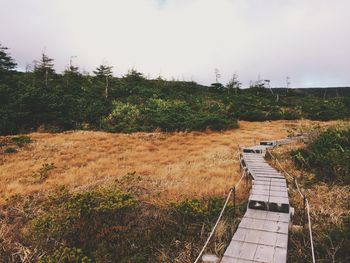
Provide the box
[194,138,310,262]
[193,155,246,263]
[267,149,303,197]
[193,188,232,263]
[306,199,316,263]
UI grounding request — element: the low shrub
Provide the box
[38,246,92,263]
[20,187,242,262]
[101,101,140,132]
[238,110,267,121]
[190,114,238,131]
[27,188,137,261]
[291,126,350,184]
[102,98,238,133]
[4,147,17,153]
[11,135,32,146]
[31,163,56,183]
[318,215,350,261]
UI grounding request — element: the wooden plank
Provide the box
[254,244,274,262]
[221,140,292,263]
[259,231,278,246]
[273,247,288,263]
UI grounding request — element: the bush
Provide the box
[28,193,236,261]
[38,246,92,263]
[291,126,350,184]
[101,101,140,132]
[190,113,238,131]
[170,197,230,222]
[28,188,137,261]
[31,163,55,183]
[141,98,192,131]
[11,135,32,147]
[238,110,267,121]
[4,147,17,153]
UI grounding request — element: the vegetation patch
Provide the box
[1,135,33,154]
[31,163,56,184]
[11,135,32,147]
[291,126,350,184]
[267,125,350,262]
[4,146,17,154]
[0,180,246,263]
[1,43,349,135]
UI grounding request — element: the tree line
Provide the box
[1,43,349,135]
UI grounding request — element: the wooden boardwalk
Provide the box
[221,139,297,263]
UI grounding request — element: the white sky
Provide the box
[1,0,349,87]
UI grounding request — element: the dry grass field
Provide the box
[1,119,346,262]
[0,120,335,205]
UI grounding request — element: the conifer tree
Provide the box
[93,64,113,98]
[0,44,17,74]
[34,52,55,87]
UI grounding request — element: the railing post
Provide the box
[303,195,306,226]
[245,170,248,186]
[233,186,236,218]
[202,254,219,263]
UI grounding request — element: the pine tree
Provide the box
[0,44,17,74]
[34,52,55,87]
[63,64,82,90]
[93,64,113,99]
[123,69,144,82]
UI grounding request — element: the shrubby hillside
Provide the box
[1,43,350,135]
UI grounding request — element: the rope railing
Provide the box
[193,150,246,263]
[267,149,316,263]
[195,137,312,263]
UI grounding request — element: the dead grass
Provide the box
[0,120,337,205]
[1,119,345,262]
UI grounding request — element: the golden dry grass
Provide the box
[0,120,337,205]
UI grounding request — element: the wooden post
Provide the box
[233,186,236,218]
[303,195,306,226]
[245,170,248,186]
[202,254,219,263]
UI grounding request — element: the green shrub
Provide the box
[307,216,350,263]
[190,114,238,131]
[170,197,230,222]
[238,110,267,121]
[303,98,349,121]
[291,126,350,184]
[31,163,55,183]
[4,147,17,153]
[141,98,192,131]
[28,188,137,260]
[10,184,244,262]
[11,135,32,146]
[38,246,92,263]
[101,101,140,132]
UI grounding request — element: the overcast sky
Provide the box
[1,0,349,87]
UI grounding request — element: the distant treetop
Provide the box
[0,44,17,73]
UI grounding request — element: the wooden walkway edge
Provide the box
[221,137,302,263]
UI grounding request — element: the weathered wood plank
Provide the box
[221,139,291,263]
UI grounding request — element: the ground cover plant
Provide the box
[291,125,350,184]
